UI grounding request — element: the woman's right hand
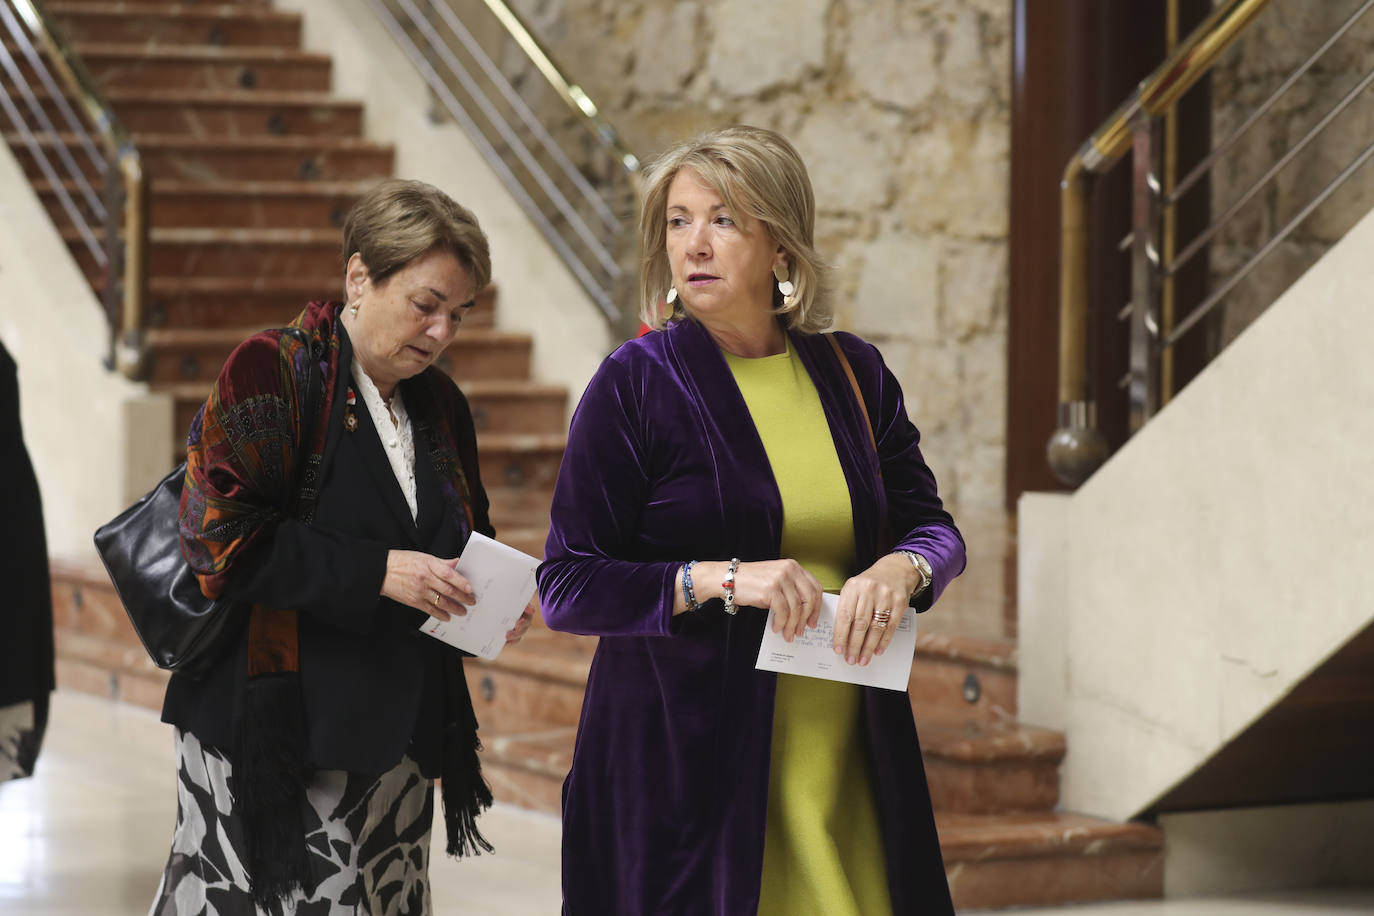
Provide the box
[381,549,477,621]
[680,559,822,641]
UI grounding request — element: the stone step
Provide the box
[496,526,547,563]
[47,2,303,48]
[936,812,1163,910]
[483,486,552,532]
[66,226,344,279]
[911,630,1018,726]
[141,275,357,329]
[475,715,576,815]
[475,731,1160,907]
[6,133,394,183]
[50,558,144,648]
[8,86,364,138]
[473,433,564,493]
[137,276,496,330]
[141,325,530,384]
[53,628,171,713]
[460,380,567,436]
[454,623,1057,818]
[468,624,593,814]
[153,179,364,228]
[920,720,1064,815]
[466,653,1060,816]
[48,558,169,712]
[9,42,332,92]
[417,606,1033,768]
[434,335,534,384]
[466,633,594,732]
[473,727,1158,910]
[36,178,369,231]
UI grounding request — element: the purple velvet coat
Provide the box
[538,317,965,915]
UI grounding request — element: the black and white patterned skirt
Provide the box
[149,729,435,916]
[0,698,42,782]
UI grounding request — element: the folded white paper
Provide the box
[417,532,539,660]
[754,593,917,691]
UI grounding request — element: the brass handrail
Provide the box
[1050,0,1273,485]
[475,0,639,172]
[371,0,640,330]
[1073,0,1272,174]
[8,0,147,377]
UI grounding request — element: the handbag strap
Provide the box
[827,333,876,453]
[827,332,894,553]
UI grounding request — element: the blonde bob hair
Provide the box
[637,126,831,333]
[342,178,492,293]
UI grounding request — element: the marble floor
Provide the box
[3,691,1371,916]
[0,691,562,916]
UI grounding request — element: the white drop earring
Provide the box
[773,264,795,306]
[349,301,359,317]
[666,286,678,305]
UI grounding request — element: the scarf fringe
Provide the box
[235,672,314,913]
[441,723,494,857]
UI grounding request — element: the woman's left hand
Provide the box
[505,599,536,645]
[834,554,919,666]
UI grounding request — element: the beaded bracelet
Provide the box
[681,560,700,612]
[722,557,740,616]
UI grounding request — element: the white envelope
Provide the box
[417,533,539,660]
[754,593,917,691]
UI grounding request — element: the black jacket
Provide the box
[0,340,54,711]
[162,332,492,777]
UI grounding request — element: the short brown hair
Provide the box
[343,178,492,291]
[638,126,831,333]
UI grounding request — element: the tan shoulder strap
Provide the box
[826,333,876,453]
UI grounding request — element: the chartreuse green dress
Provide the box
[722,338,893,916]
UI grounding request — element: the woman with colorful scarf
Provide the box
[149,179,532,915]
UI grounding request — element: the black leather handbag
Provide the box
[93,328,321,678]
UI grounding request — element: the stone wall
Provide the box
[1208,0,1374,345]
[506,0,1012,509]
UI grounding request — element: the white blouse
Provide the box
[352,360,418,522]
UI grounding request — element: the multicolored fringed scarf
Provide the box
[179,300,492,912]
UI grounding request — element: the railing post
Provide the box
[100,149,122,370]
[1128,113,1162,431]
[1046,156,1110,486]
[115,151,149,379]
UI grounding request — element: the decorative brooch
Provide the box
[344,386,358,433]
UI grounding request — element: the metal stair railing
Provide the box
[1049,0,1374,485]
[0,0,148,378]
[366,0,639,333]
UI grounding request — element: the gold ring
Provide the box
[433,592,442,607]
[872,609,891,629]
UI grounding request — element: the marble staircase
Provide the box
[21,0,568,841]
[22,1,1164,910]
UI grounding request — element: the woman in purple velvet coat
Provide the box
[538,126,965,915]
